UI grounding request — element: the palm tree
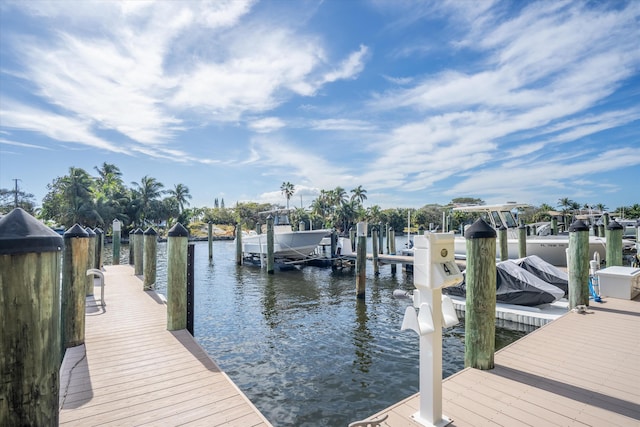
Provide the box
[350,185,367,205]
[168,183,192,213]
[280,182,295,210]
[131,176,164,226]
[61,167,100,226]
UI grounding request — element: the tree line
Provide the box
[1,165,638,236]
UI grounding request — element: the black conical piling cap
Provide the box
[0,208,63,255]
[464,218,496,239]
[569,219,589,232]
[64,224,89,238]
[134,228,144,235]
[168,223,189,237]
[85,227,96,237]
[143,227,157,236]
[607,220,623,230]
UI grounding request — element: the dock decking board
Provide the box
[59,265,272,427]
[367,295,640,427]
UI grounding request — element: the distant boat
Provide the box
[238,209,329,260]
[453,203,635,267]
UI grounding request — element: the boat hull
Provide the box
[240,229,329,260]
[455,235,607,267]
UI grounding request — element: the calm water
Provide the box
[106,240,528,426]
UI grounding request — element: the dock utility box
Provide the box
[595,266,640,300]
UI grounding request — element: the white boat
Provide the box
[452,203,635,267]
[238,210,329,260]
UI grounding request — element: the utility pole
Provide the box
[13,179,20,208]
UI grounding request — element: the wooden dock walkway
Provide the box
[367,295,640,426]
[59,265,272,427]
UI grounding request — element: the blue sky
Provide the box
[1,0,639,212]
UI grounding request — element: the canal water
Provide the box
[107,240,528,426]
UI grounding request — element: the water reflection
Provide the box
[353,299,373,375]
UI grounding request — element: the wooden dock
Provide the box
[365,295,640,426]
[59,265,272,427]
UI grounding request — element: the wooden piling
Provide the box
[592,224,599,237]
[112,219,121,265]
[94,227,103,269]
[143,227,157,291]
[330,228,337,270]
[389,227,396,274]
[518,224,527,258]
[134,228,144,275]
[378,222,384,254]
[356,222,367,299]
[167,223,189,331]
[606,220,624,267]
[551,217,558,235]
[85,227,96,296]
[62,224,89,349]
[372,227,379,276]
[208,222,213,261]
[266,215,274,274]
[235,223,242,265]
[568,220,590,308]
[128,230,135,265]
[498,225,508,261]
[349,227,355,252]
[464,218,496,370]
[0,208,63,426]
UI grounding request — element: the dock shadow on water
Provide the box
[111,240,528,427]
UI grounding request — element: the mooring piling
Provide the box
[606,220,624,267]
[208,222,213,261]
[389,227,396,274]
[94,227,103,269]
[235,223,242,265]
[112,219,121,265]
[372,226,379,276]
[85,227,96,296]
[266,215,274,274]
[167,223,189,331]
[0,208,63,427]
[143,227,157,290]
[568,220,590,309]
[464,218,496,370]
[62,224,89,349]
[134,228,144,275]
[356,221,367,299]
[498,225,508,261]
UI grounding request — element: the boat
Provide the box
[452,203,635,267]
[238,209,329,260]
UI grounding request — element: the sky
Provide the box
[1,0,639,213]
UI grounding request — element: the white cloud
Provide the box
[249,117,286,133]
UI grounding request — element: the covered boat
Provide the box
[443,259,565,306]
[513,255,569,296]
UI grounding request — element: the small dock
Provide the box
[365,295,640,426]
[59,265,272,427]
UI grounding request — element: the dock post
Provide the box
[167,223,189,331]
[62,224,89,349]
[266,214,274,274]
[349,227,355,252]
[0,208,63,427]
[208,222,213,261]
[551,217,558,235]
[94,227,103,269]
[143,227,157,290]
[606,220,623,267]
[498,225,508,261]
[597,219,605,239]
[112,219,121,265]
[464,219,496,370]
[568,220,589,308]
[187,243,195,335]
[386,223,391,253]
[378,222,384,254]
[372,227,379,276]
[592,224,599,237]
[356,221,367,299]
[134,228,144,275]
[389,227,396,275]
[235,223,242,265]
[518,223,527,258]
[128,230,135,265]
[330,228,337,269]
[85,227,96,296]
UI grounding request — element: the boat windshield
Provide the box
[501,211,518,228]
[274,213,290,225]
[491,211,503,228]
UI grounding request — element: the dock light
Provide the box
[400,232,462,427]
